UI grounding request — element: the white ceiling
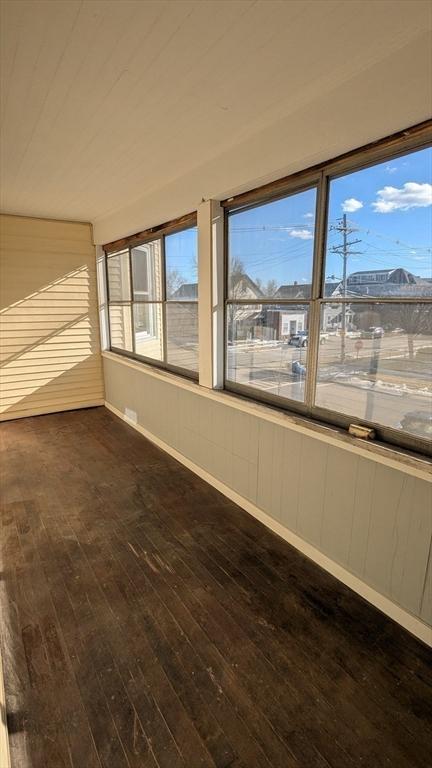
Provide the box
[1,0,431,244]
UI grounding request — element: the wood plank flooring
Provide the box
[0,406,431,768]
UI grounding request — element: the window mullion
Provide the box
[305,171,328,409]
[104,251,112,351]
[161,236,168,364]
[128,247,136,355]
[304,300,320,409]
[312,171,327,301]
[129,303,135,356]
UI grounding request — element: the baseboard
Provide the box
[105,400,432,647]
[0,400,105,422]
[0,648,11,768]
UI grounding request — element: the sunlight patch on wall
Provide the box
[0,215,104,420]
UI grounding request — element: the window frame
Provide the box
[105,217,199,381]
[223,128,432,457]
[224,175,321,417]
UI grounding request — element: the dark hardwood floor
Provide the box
[0,406,431,768]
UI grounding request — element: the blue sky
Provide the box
[229,146,432,288]
[165,226,198,283]
[228,188,316,290]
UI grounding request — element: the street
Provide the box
[226,332,432,432]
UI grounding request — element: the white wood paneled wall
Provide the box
[103,353,432,632]
[0,214,104,420]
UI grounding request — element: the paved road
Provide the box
[226,333,432,432]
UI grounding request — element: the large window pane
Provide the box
[133,303,163,361]
[107,225,198,378]
[166,302,198,371]
[226,303,309,403]
[131,240,162,301]
[325,147,432,298]
[165,227,198,299]
[315,302,432,440]
[109,304,133,351]
[228,188,317,299]
[107,250,131,301]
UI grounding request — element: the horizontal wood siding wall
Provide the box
[0,215,104,420]
[103,353,432,629]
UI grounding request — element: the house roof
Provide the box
[230,274,264,298]
[274,282,339,298]
[172,283,198,299]
[348,268,396,276]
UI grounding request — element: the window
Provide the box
[226,187,317,404]
[106,221,198,378]
[165,227,198,372]
[225,142,432,453]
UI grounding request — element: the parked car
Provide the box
[289,331,308,347]
[289,331,328,347]
[398,411,432,438]
[361,326,384,339]
[346,330,361,339]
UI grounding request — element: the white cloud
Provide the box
[372,182,432,213]
[342,198,363,213]
[289,228,313,240]
[303,212,314,219]
[385,164,398,174]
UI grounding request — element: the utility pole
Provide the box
[330,214,361,362]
